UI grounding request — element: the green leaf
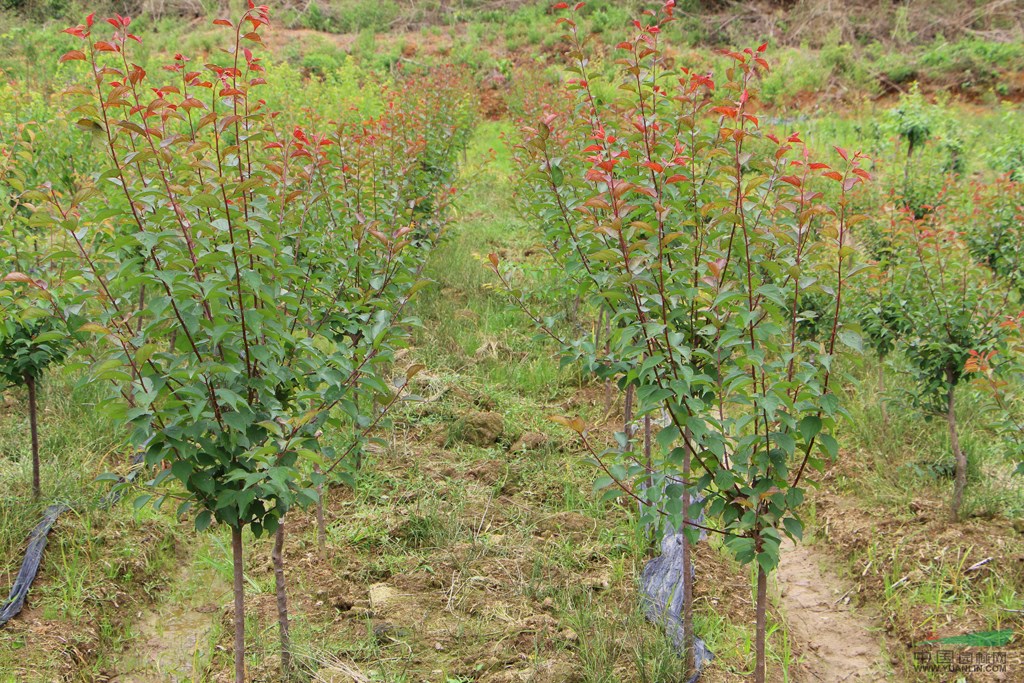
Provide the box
[195,510,213,532]
[756,550,779,575]
[223,411,251,432]
[837,329,863,352]
[550,164,564,187]
[171,460,192,484]
[782,517,803,541]
[797,415,822,443]
[135,343,159,367]
[927,630,1014,647]
[655,424,680,451]
[818,433,839,460]
[190,193,222,209]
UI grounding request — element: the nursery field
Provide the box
[1,1,1023,682]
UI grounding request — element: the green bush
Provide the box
[918,37,1024,86]
[986,107,1024,180]
[760,47,829,104]
[303,1,336,32]
[302,50,342,77]
[334,0,400,33]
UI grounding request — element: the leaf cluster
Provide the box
[496,2,872,573]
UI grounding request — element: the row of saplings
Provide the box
[4,3,1022,682]
[488,2,1024,681]
[1,7,473,681]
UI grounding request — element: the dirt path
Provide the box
[117,559,230,682]
[776,540,893,682]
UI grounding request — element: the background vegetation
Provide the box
[1,1,1022,681]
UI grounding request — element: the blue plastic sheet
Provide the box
[640,512,713,682]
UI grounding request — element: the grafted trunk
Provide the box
[273,523,292,679]
[601,309,613,414]
[903,143,915,197]
[641,412,652,521]
[355,394,363,470]
[643,413,652,482]
[754,563,768,683]
[878,362,888,426]
[26,374,40,500]
[682,427,694,677]
[137,284,146,334]
[624,383,635,449]
[232,525,246,683]
[947,371,967,522]
[314,464,327,555]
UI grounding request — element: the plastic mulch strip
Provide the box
[0,504,68,628]
[639,487,713,683]
[0,451,145,628]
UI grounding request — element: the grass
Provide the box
[1,105,1016,683]
[0,375,226,680]
[794,354,1024,679]
[2,9,1024,681]
[837,355,1024,519]
[99,120,784,682]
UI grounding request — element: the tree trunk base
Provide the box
[273,523,291,679]
[27,374,40,501]
[232,526,246,683]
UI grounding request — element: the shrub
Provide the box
[884,191,1012,520]
[47,7,472,679]
[1,119,79,500]
[492,3,871,681]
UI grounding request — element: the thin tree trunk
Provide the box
[273,523,292,679]
[947,372,967,522]
[878,361,888,426]
[638,412,652,521]
[354,395,363,470]
[755,563,768,683]
[602,309,612,414]
[232,525,246,683]
[623,383,635,449]
[26,374,40,500]
[682,426,694,677]
[136,284,146,334]
[903,145,914,198]
[643,413,652,489]
[596,312,609,414]
[598,311,606,413]
[314,464,327,556]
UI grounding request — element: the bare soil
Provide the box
[810,466,1024,680]
[117,565,229,682]
[777,540,892,681]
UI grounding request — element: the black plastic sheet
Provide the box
[0,504,67,627]
[1,449,146,628]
